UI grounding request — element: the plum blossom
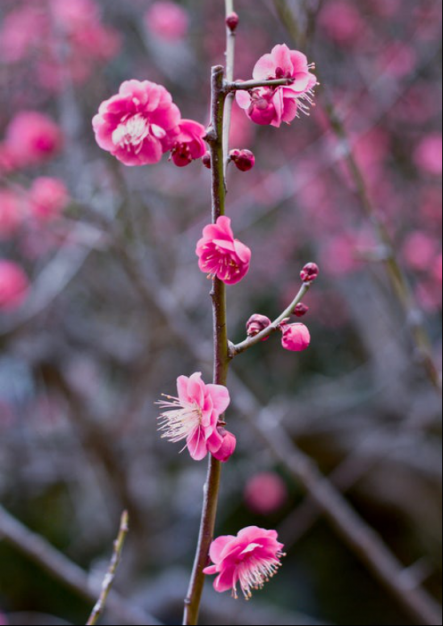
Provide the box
[246,314,272,339]
[281,323,311,352]
[170,120,206,167]
[29,178,69,222]
[145,2,189,41]
[245,473,288,515]
[203,527,285,599]
[93,80,181,166]
[236,44,317,128]
[0,261,30,311]
[157,372,236,462]
[5,112,63,168]
[196,216,251,285]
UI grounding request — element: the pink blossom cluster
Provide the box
[0,0,120,92]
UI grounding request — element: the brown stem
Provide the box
[183,66,230,626]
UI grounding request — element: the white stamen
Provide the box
[234,554,284,600]
[157,395,202,444]
[112,114,151,153]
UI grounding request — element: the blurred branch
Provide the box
[87,511,129,626]
[0,505,161,626]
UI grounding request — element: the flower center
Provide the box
[112,114,166,154]
[235,554,283,600]
[157,396,203,444]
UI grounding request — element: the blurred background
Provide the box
[0,0,441,625]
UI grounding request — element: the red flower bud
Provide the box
[226,12,239,32]
[230,149,255,172]
[202,152,212,169]
[294,303,309,317]
[300,262,319,283]
[246,314,272,340]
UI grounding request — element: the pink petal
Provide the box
[206,384,231,414]
[206,428,223,452]
[289,50,309,74]
[187,372,205,406]
[209,536,236,564]
[177,375,191,403]
[271,44,293,74]
[187,427,208,461]
[214,566,236,593]
[253,53,276,80]
[203,565,218,575]
[236,90,252,110]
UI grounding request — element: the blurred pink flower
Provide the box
[414,134,443,176]
[29,178,69,222]
[145,2,189,41]
[170,120,206,167]
[203,526,285,598]
[402,232,439,272]
[196,216,251,285]
[0,189,25,240]
[245,473,288,515]
[236,44,317,127]
[0,261,29,311]
[157,372,235,462]
[319,1,365,46]
[0,6,46,64]
[5,112,63,168]
[93,80,181,166]
[281,323,311,352]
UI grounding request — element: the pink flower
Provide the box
[157,372,235,462]
[5,112,63,168]
[230,149,256,172]
[203,526,285,599]
[93,80,181,166]
[245,473,288,515]
[403,232,439,272]
[281,323,311,352]
[170,120,206,167]
[29,178,69,222]
[145,2,189,41]
[236,44,317,128]
[0,261,30,311]
[246,314,272,339]
[415,133,443,176]
[0,190,25,240]
[196,216,251,285]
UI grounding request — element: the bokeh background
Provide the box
[0,0,442,625]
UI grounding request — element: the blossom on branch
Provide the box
[93,80,181,166]
[281,323,311,352]
[203,526,285,599]
[196,216,251,285]
[157,372,235,462]
[236,44,317,127]
[170,120,206,167]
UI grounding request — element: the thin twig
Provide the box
[223,0,236,174]
[87,511,130,626]
[230,281,312,356]
[226,78,295,91]
[0,505,161,626]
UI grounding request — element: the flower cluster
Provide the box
[236,44,318,128]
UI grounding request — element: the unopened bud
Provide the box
[230,149,255,172]
[226,12,239,32]
[300,262,319,283]
[294,303,309,317]
[246,314,272,340]
[202,152,211,169]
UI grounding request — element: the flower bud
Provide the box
[300,262,319,283]
[246,314,272,339]
[230,149,255,172]
[281,323,311,352]
[226,12,239,32]
[212,428,237,463]
[202,152,212,169]
[294,303,309,317]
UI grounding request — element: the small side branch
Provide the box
[226,78,295,92]
[230,281,312,357]
[87,511,130,626]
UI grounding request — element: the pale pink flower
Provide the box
[145,2,189,41]
[157,372,235,462]
[245,473,288,515]
[196,216,251,285]
[402,232,439,272]
[281,323,311,352]
[203,526,285,598]
[170,120,206,167]
[0,190,25,240]
[236,44,317,128]
[29,178,69,222]
[415,133,443,176]
[0,261,30,311]
[0,6,46,64]
[93,80,181,166]
[5,112,63,168]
